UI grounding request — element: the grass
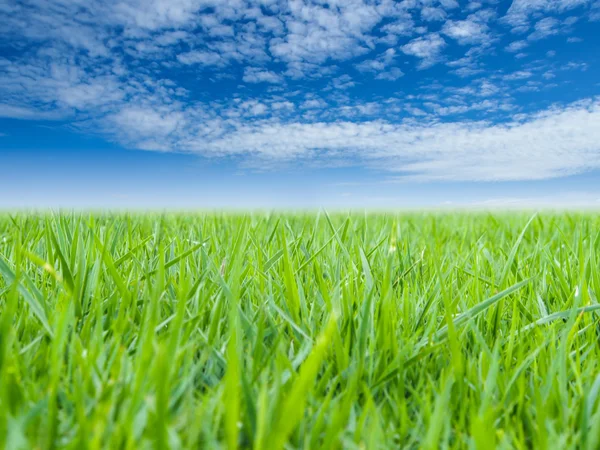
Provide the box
[1,212,600,449]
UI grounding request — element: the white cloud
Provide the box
[177,50,224,66]
[445,0,460,8]
[564,16,579,25]
[300,98,327,109]
[528,17,561,40]
[503,0,590,32]
[424,99,508,116]
[183,98,600,182]
[478,80,500,96]
[256,15,285,35]
[380,16,416,43]
[401,33,446,68]
[503,70,533,80]
[87,93,600,183]
[505,40,528,52]
[442,19,490,44]
[56,77,126,109]
[0,103,64,120]
[0,55,132,119]
[243,67,283,84]
[330,74,356,90]
[447,56,484,77]
[376,67,404,81]
[241,100,269,116]
[421,7,447,21]
[356,59,386,72]
[355,48,402,79]
[592,1,600,20]
[268,0,382,68]
[271,101,295,111]
[113,0,218,30]
[106,106,184,142]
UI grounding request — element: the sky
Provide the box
[1,0,599,208]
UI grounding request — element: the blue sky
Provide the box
[1,0,599,208]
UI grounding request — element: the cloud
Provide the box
[0,0,589,87]
[379,16,416,44]
[177,50,225,66]
[442,19,490,44]
[243,67,283,84]
[90,95,600,182]
[421,7,447,22]
[476,80,500,96]
[503,0,590,31]
[186,98,600,181]
[528,17,561,40]
[355,48,402,79]
[0,104,66,120]
[447,57,484,77]
[592,1,600,20]
[505,40,528,52]
[112,0,215,30]
[401,33,446,68]
[423,99,510,116]
[330,74,356,90]
[106,106,184,143]
[300,98,327,110]
[503,70,533,80]
[268,0,382,68]
[376,67,404,81]
[356,60,386,72]
[271,101,295,111]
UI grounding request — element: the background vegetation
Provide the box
[1,212,600,449]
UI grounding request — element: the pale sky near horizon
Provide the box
[1,0,599,208]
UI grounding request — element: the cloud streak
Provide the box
[94,98,600,182]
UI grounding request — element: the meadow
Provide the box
[1,212,600,449]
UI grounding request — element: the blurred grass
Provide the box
[1,212,600,449]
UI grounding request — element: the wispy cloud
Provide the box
[528,17,561,40]
[243,67,284,84]
[505,40,528,52]
[88,97,600,182]
[503,0,590,32]
[401,33,447,68]
[0,104,66,120]
[442,18,490,45]
[356,49,403,80]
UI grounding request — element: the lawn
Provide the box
[1,212,600,449]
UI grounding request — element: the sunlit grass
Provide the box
[1,212,600,449]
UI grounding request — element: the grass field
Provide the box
[1,212,600,449]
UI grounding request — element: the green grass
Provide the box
[1,212,600,449]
